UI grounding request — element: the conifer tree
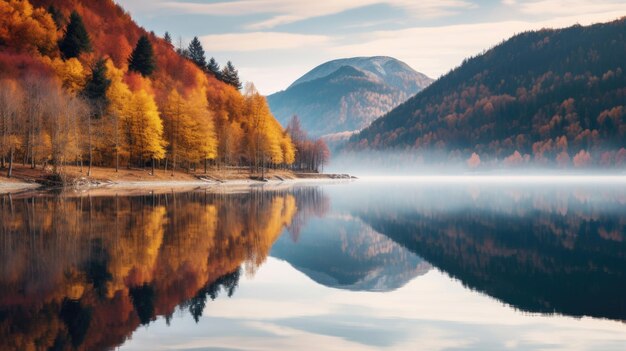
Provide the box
[207,57,221,79]
[82,58,111,176]
[188,36,207,70]
[128,35,156,77]
[163,32,172,45]
[221,61,242,90]
[47,5,65,30]
[83,58,111,105]
[59,11,92,59]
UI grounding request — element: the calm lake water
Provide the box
[2,179,626,350]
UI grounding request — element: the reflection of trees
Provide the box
[286,186,330,241]
[355,188,626,321]
[0,187,326,351]
[183,268,241,323]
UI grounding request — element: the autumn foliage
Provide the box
[347,18,626,169]
[0,189,316,350]
[0,0,295,176]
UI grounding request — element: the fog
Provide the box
[326,150,626,178]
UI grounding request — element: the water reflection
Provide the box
[1,181,626,350]
[0,188,316,351]
[346,182,626,320]
[272,215,431,291]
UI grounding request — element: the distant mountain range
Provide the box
[345,18,626,168]
[267,56,433,138]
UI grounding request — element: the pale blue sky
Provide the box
[116,0,626,94]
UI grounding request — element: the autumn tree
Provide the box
[104,61,132,171]
[286,115,329,172]
[0,0,58,55]
[128,35,156,77]
[59,11,92,59]
[126,90,165,172]
[162,87,217,173]
[0,79,24,177]
[45,88,88,174]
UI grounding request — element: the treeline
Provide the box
[286,115,330,172]
[0,0,296,178]
[347,18,626,168]
[174,35,242,90]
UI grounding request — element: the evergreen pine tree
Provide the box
[221,61,242,90]
[59,11,92,59]
[188,36,207,69]
[207,57,221,79]
[128,35,156,77]
[47,5,65,30]
[164,32,172,45]
[83,58,111,106]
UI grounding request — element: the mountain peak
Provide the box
[289,56,430,90]
[268,56,433,137]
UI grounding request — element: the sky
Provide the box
[115,0,626,95]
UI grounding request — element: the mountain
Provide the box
[271,216,430,292]
[345,19,626,168]
[267,56,433,137]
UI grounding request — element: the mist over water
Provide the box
[327,150,626,178]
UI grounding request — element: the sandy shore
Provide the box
[0,165,354,194]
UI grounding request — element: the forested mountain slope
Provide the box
[0,0,295,176]
[346,18,626,168]
[268,56,432,137]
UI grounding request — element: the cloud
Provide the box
[155,0,474,29]
[199,32,331,52]
[510,0,626,16]
[331,11,626,79]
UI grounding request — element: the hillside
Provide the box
[267,56,432,137]
[346,19,626,168]
[0,0,295,179]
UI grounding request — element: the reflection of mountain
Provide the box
[353,186,626,320]
[272,216,430,292]
[0,188,322,351]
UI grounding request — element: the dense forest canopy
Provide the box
[0,0,310,177]
[346,18,626,168]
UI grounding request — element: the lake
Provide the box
[1,178,626,350]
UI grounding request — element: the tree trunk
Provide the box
[171,154,176,176]
[204,158,208,174]
[151,157,155,176]
[87,114,92,177]
[7,145,14,178]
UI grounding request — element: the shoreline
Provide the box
[0,165,355,193]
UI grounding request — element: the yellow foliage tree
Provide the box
[128,89,166,166]
[162,87,217,172]
[50,57,86,95]
[105,60,132,170]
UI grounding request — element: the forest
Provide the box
[0,0,330,179]
[346,18,626,168]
